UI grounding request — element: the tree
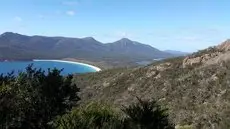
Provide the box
[0,65,80,129]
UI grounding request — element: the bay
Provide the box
[0,60,100,75]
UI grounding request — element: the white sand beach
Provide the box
[33,59,101,72]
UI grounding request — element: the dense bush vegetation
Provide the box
[0,66,174,129]
[52,102,123,129]
[122,97,174,129]
[72,47,230,128]
[0,65,80,128]
[53,98,174,129]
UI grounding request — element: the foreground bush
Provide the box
[0,65,80,129]
[122,97,174,129]
[53,98,175,129]
[52,102,123,129]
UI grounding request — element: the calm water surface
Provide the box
[0,60,97,75]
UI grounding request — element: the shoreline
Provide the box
[33,59,101,72]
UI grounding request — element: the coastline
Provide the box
[33,59,101,72]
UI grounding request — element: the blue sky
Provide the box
[0,0,230,52]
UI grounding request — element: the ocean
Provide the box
[0,60,99,75]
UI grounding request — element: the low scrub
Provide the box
[52,102,123,129]
[53,98,175,129]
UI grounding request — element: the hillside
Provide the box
[0,32,176,68]
[73,39,230,128]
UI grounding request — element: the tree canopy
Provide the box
[0,65,80,129]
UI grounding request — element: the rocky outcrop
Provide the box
[182,52,221,68]
[217,39,230,51]
[203,51,230,65]
[183,40,230,68]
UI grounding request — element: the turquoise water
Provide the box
[0,60,97,75]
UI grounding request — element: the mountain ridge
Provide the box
[0,32,181,68]
[0,32,185,53]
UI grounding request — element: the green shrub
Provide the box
[53,98,175,129]
[122,97,175,129]
[52,102,123,129]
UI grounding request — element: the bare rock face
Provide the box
[182,56,202,68]
[205,51,230,66]
[146,70,157,78]
[153,62,172,71]
[183,40,230,68]
[182,53,220,68]
[217,39,230,51]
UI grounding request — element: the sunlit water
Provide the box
[0,60,98,75]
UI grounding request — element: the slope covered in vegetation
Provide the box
[2,40,230,128]
[0,66,174,129]
[73,40,230,128]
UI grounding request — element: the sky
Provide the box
[0,0,230,52]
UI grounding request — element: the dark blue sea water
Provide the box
[0,60,98,75]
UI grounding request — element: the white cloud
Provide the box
[62,1,78,6]
[66,10,76,16]
[14,16,22,22]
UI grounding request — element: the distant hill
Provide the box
[106,38,171,59]
[73,39,230,128]
[0,32,176,67]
